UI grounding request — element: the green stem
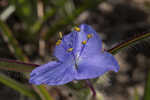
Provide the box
[35,85,53,100]
[0,58,38,72]
[144,68,150,100]
[108,32,150,54]
[134,88,139,100]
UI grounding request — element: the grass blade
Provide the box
[35,85,53,100]
[0,73,39,100]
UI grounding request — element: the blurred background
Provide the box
[0,0,150,100]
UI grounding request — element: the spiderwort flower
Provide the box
[29,24,119,85]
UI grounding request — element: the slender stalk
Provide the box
[0,58,38,72]
[86,80,96,99]
[144,68,150,100]
[108,32,150,54]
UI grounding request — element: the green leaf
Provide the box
[0,73,40,100]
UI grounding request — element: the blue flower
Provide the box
[29,24,119,85]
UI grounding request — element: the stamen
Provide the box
[56,40,61,46]
[67,48,73,52]
[87,34,93,39]
[82,40,87,45]
[59,32,63,39]
[74,26,80,32]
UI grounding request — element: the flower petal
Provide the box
[73,24,102,57]
[54,32,76,62]
[75,51,119,80]
[30,56,76,85]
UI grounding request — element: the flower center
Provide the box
[75,33,93,68]
[55,28,93,69]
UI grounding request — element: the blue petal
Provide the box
[75,51,119,80]
[30,55,76,85]
[54,32,76,62]
[73,24,102,57]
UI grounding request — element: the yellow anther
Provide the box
[74,26,80,32]
[67,48,73,52]
[87,34,93,39]
[56,40,61,46]
[82,40,87,45]
[59,32,63,39]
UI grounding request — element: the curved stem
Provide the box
[108,32,150,54]
[85,80,96,99]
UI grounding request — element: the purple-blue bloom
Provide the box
[29,24,119,85]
